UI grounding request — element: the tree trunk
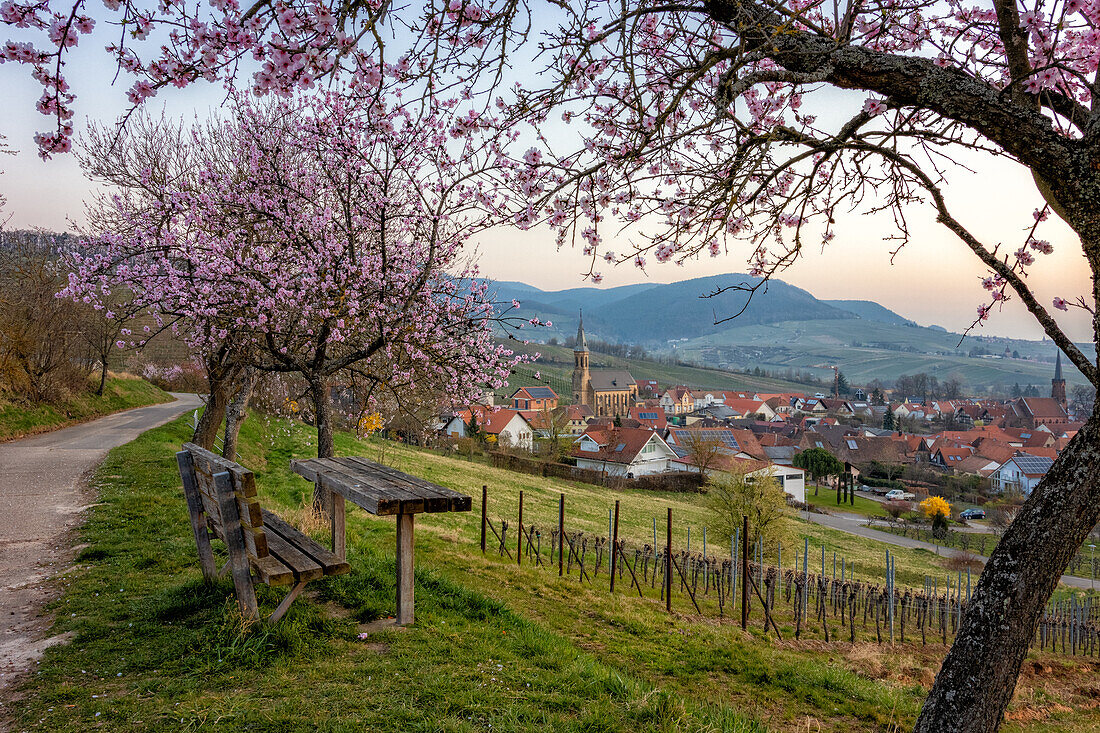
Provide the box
[222,368,255,461]
[915,407,1100,732]
[193,384,229,450]
[96,358,108,397]
[309,377,335,513]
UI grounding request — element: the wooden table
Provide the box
[290,456,472,625]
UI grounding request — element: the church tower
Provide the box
[572,311,590,407]
[1052,351,1067,407]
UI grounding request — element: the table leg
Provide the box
[396,512,415,626]
[332,494,346,560]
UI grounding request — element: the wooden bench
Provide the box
[176,442,351,622]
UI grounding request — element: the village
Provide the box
[440,315,1082,515]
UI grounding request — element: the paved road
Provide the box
[801,508,1095,590]
[0,393,202,707]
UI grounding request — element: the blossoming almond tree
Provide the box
[500,5,1100,731]
[62,91,528,509]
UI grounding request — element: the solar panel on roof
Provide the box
[639,412,660,420]
[1013,455,1054,474]
[671,429,740,451]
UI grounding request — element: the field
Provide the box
[804,489,890,519]
[0,374,172,441]
[676,319,1086,390]
[11,416,1100,732]
[502,340,821,401]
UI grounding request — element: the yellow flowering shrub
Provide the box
[357,412,384,437]
[920,495,951,519]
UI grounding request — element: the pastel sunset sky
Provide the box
[1,19,1091,344]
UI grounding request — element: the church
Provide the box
[571,313,638,417]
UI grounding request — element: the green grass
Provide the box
[804,489,889,519]
[677,319,1084,390]
[13,415,1100,732]
[0,374,172,441]
[502,340,819,400]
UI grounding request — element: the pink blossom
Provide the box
[1053,297,1069,311]
[862,98,887,115]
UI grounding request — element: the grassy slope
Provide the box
[14,417,1098,732]
[504,340,819,399]
[677,319,1081,388]
[0,375,172,441]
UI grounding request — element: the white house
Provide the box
[670,453,807,503]
[991,454,1054,495]
[570,427,680,477]
[443,406,534,451]
[751,464,807,504]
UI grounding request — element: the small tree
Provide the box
[793,447,844,496]
[921,496,952,539]
[883,500,909,522]
[989,503,1023,535]
[62,94,528,511]
[705,464,792,550]
[680,431,725,475]
[882,407,895,431]
[538,403,572,461]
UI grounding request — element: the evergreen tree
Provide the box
[883,406,895,431]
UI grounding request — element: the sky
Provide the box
[0,17,1093,344]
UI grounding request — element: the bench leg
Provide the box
[396,513,414,626]
[214,471,259,620]
[332,494,346,560]
[268,581,308,623]
[177,451,218,581]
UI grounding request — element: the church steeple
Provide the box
[572,310,590,407]
[1052,351,1067,406]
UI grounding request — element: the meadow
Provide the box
[11,414,1100,732]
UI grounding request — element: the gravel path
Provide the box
[0,392,202,720]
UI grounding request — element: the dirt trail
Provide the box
[0,393,201,724]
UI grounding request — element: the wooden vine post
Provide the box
[517,490,523,566]
[481,484,487,555]
[741,515,749,630]
[610,500,620,592]
[558,492,565,577]
[665,507,672,613]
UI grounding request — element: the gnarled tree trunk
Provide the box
[308,376,335,513]
[192,382,229,450]
[221,367,255,461]
[916,405,1100,732]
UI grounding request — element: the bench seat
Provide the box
[177,442,351,622]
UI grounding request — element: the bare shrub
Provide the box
[942,551,985,573]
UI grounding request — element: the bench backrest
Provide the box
[179,442,270,561]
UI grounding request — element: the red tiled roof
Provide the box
[1018,397,1068,419]
[570,427,662,464]
[480,409,528,435]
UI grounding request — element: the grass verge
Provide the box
[0,374,172,441]
[13,415,1100,732]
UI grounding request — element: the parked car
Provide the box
[959,508,986,521]
[884,489,916,501]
